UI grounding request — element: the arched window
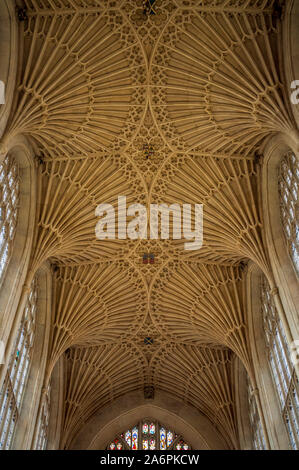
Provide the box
[0,277,37,450]
[261,276,299,449]
[247,378,266,450]
[279,152,299,274]
[32,382,51,450]
[0,155,19,284]
[107,419,191,450]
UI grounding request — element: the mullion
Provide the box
[10,326,27,389]
[279,152,299,273]
[262,287,289,407]
[248,378,266,450]
[0,230,9,261]
[271,332,290,403]
[33,397,45,450]
[283,374,299,449]
[284,407,297,449]
[0,375,18,450]
[14,294,37,408]
[0,375,14,446]
[0,156,18,282]
[262,276,299,449]
[2,404,17,450]
[276,318,293,381]
[13,329,30,409]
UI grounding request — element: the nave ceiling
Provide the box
[1,0,296,448]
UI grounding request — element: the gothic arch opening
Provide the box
[70,392,229,451]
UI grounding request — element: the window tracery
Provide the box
[32,382,51,450]
[0,155,19,284]
[247,379,266,450]
[261,276,299,449]
[0,277,37,449]
[107,419,190,450]
[279,152,299,273]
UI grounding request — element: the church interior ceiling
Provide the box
[2,0,295,448]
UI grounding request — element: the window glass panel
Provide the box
[261,276,299,449]
[279,152,299,273]
[142,423,148,434]
[247,378,266,450]
[125,430,131,447]
[160,427,166,450]
[167,430,173,447]
[149,423,155,434]
[175,440,189,450]
[149,438,155,450]
[142,439,148,450]
[33,382,51,450]
[0,277,37,449]
[0,156,19,284]
[132,426,138,450]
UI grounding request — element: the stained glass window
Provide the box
[142,439,148,450]
[125,430,131,447]
[167,430,172,446]
[0,155,19,284]
[279,152,299,273]
[261,276,299,449]
[107,419,191,450]
[149,423,155,434]
[175,440,190,450]
[0,277,38,449]
[160,427,166,450]
[142,423,148,434]
[109,439,123,450]
[132,426,138,450]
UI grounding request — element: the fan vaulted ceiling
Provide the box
[2,0,295,449]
